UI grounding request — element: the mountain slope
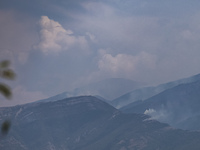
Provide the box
[1,96,200,149]
[112,73,200,108]
[121,81,200,130]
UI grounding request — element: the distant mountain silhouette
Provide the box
[73,78,143,100]
[35,78,143,104]
[112,73,200,108]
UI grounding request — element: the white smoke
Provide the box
[144,108,170,122]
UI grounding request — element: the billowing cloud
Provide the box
[36,16,88,54]
[98,51,157,79]
[77,51,157,86]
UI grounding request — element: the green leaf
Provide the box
[0,60,10,68]
[0,83,12,99]
[1,120,11,135]
[1,69,16,80]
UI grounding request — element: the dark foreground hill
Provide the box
[0,96,200,150]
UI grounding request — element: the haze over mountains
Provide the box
[2,0,200,149]
[1,96,200,150]
[31,73,200,132]
[111,74,200,108]
[72,78,143,100]
[29,73,200,132]
[36,78,143,104]
[1,73,200,149]
[37,73,200,109]
[121,80,200,130]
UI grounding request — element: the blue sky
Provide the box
[1,0,200,106]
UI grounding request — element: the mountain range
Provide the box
[111,74,200,108]
[1,96,200,149]
[73,78,143,100]
[1,73,200,149]
[34,73,200,131]
[120,80,200,130]
[36,78,142,104]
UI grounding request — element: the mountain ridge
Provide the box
[120,80,200,130]
[1,96,200,149]
[111,73,200,108]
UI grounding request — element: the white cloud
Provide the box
[73,2,200,85]
[99,53,137,73]
[98,51,157,78]
[76,51,157,86]
[37,16,88,54]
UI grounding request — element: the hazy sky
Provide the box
[1,0,200,106]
